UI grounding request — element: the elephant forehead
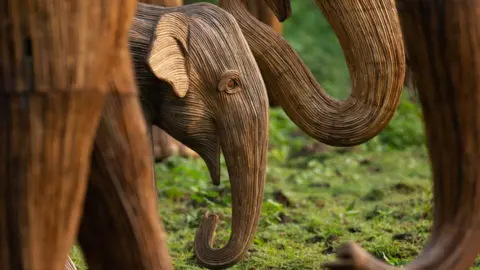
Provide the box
[188,22,258,74]
[190,20,246,51]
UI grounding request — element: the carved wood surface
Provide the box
[79,93,173,270]
[139,0,199,163]
[1,0,172,269]
[221,0,406,146]
[140,0,183,6]
[325,1,480,269]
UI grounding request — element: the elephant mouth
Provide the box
[183,134,222,186]
[203,140,221,186]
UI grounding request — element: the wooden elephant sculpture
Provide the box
[1,0,172,269]
[221,0,406,147]
[137,0,199,162]
[141,0,284,163]
[128,3,270,269]
[323,0,480,268]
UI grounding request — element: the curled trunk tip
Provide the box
[194,212,247,269]
[195,212,219,248]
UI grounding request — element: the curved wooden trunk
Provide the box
[325,0,480,269]
[241,0,283,107]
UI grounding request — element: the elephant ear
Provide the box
[262,0,291,21]
[146,12,190,98]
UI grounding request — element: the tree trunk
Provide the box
[0,0,172,269]
[325,0,480,269]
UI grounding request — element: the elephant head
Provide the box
[221,0,406,146]
[129,3,269,269]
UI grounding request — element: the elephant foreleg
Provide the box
[0,0,136,269]
[0,91,105,270]
[76,56,172,269]
[325,0,480,269]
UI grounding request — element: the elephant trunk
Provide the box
[259,0,291,22]
[221,0,406,146]
[195,104,268,269]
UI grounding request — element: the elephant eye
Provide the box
[227,79,237,89]
[218,70,242,94]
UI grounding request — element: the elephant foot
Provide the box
[64,256,77,270]
[324,217,480,270]
[325,0,480,269]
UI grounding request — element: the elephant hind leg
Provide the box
[0,91,105,270]
[325,1,480,269]
[64,255,77,270]
[77,92,173,270]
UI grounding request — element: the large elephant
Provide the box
[1,0,172,270]
[220,0,406,147]
[324,0,480,269]
[127,3,269,269]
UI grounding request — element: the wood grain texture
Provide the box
[259,0,291,22]
[78,93,173,270]
[140,0,183,6]
[64,256,77,270]
[137,0,199,162]
[241,0,283,107]
[130,4,270,268]
[1,0,172,269]
[75,31,173,270]
[242,0,282,35]
[0,91,105,270]
[220,0,406,147]
[324,1,480,269]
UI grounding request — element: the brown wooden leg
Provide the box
[325,1,480,269]
[77,43,173,270]
[64,256,77,270]
[151,126,199,162]
[1,0,141,269]
[242,0,282,107]
[0,92,105,270]
[139,0,183,7]
[78,93,173,270]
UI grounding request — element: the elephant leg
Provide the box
[0,92,105,270]
[139,0,183,6]
[151,126,199,162]
[325,1,480,269]
[147,125,161,198]
[64,256,77,270]
[1,0,137,268]
[77,47,173,269]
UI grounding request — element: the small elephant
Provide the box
[128,3,269,269]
